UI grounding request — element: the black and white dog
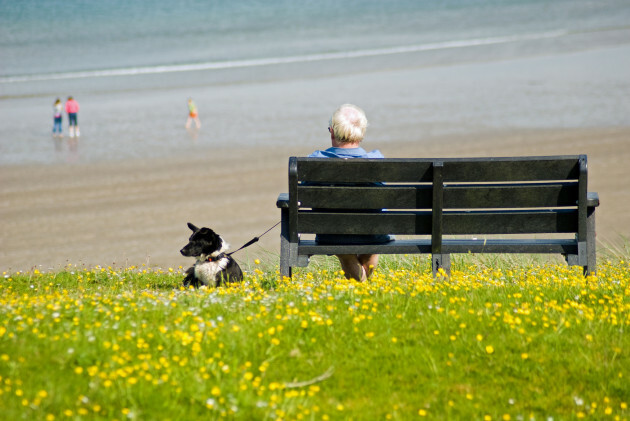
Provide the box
[180,223,243,287]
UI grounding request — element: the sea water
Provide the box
[1,0,629,165]
[3,0,629,81]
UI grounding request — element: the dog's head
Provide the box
[180,222,229,259]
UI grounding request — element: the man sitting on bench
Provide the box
[308,104,392,281]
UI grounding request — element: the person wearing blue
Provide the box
[52,98,63,137]
[308,103,391,282]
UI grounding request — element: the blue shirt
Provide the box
[308,147,384,159]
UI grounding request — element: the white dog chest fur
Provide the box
[194,257,230,286]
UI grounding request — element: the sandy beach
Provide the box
[2,41,630,273]
[1,126,629,274]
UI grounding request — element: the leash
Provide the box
[226,221,281,257]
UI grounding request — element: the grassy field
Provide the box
[1,254,628,420]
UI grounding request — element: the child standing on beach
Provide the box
[186,98,201,129]
[65,96,80,138]
[52,98,63,137]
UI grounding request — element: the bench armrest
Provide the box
[587,192,600,208]
[277,193,289,208]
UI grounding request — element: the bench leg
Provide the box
[279,209,292,279]
[565,247,592,277]
[566,253,578,267]
[432,254,451,277]
[585,205,597,276]
[568,207,597,277]
[280,262,292,279]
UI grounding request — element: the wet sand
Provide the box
[1,126,628,273]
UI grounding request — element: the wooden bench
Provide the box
[277,155,599,278]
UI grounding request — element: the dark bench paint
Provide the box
[277,156,599,278]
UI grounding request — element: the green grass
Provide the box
[1,255,629,420]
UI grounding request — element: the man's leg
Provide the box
[358,254,379,278]
[336,254,366,281]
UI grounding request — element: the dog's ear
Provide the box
[187,222,199,232]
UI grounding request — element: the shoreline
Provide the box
[2,42,630,166]
[2,127,628,273]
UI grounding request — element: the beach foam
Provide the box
[0,30,570,84]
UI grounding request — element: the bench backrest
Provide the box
[288,155,588,246]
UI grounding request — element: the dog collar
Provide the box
[206,253,226,262]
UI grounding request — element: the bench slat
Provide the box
[298,185,432,209]
[443,210,577,234]
[445,182,578,208]
[298,159,433,182]
[297,182,579,209]
[298,238,578,255]
[298,209,578,235]
[297,156,581,183]
[298,211,432,235]
[443,158,580,182]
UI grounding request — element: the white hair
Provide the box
[329,104,368,144]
